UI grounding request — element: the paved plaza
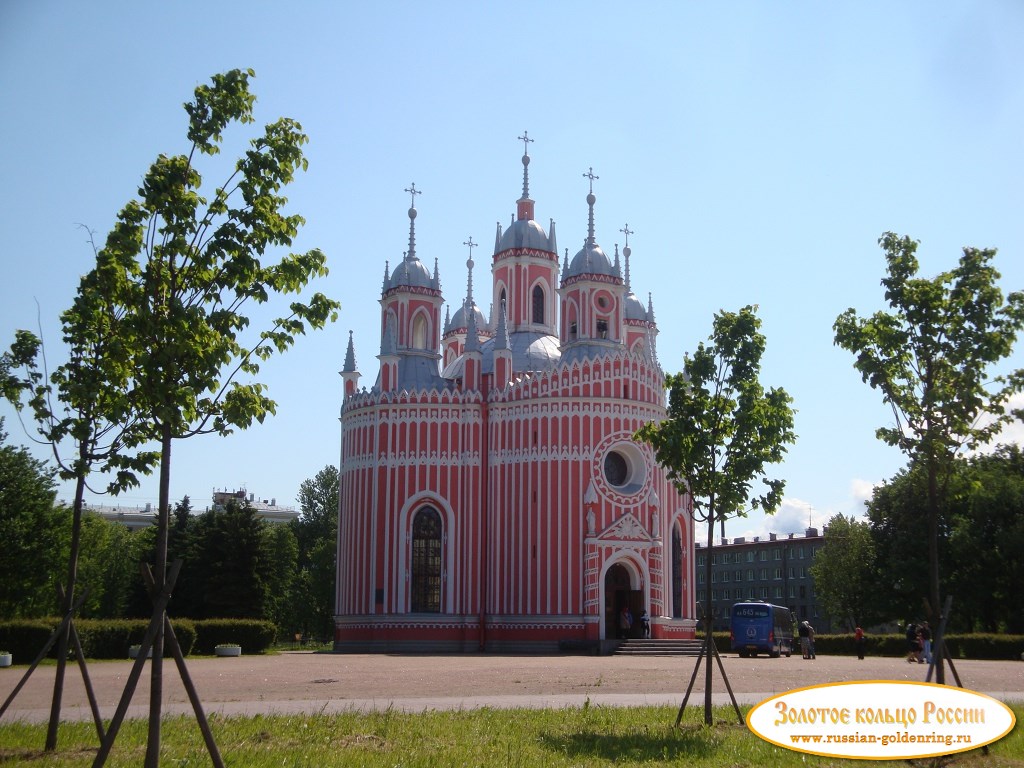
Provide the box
[1,652,1022,723]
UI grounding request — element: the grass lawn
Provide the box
[0,703,1020,767]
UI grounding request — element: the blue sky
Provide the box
[2,2,1022,540]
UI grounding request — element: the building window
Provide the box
[734,570,742,582]
[604,451,628,486]
[747,551,754,562]
[774,568,782,580]
[672,526,683,618]
[722,571,730,583]
[774,548,782,560]
[532,285,544,324]
[410,507,442,613]
[759,587,768,599]
[597,317,608,338]
[773,587,783,599]
[569,320,578,340]
[698,571,705,584]
[760,568,768,580]
[759,551,767,562]
[412,314,428,350]
[746,569,754,581]
[697,554,705,567]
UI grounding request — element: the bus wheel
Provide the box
[770,650,781,658]
[738,651,748,658]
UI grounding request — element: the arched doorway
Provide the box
[603,563,644,640]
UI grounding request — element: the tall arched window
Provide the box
[532,285,544,324]
[411,314,428,350]
[411,507,442,612]
[672,524,683,618]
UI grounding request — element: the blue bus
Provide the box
[730,602,794,658]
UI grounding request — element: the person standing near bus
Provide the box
[798,620,810,659]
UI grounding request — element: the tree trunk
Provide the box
[146,424,172,767]
[46,469,87,750]
[704,498,715,725]
[927,453,944,684]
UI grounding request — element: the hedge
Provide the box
[192,619,277,655]
[709,630,1024,660]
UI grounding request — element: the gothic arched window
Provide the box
[532,285,544,324]
[672,524,683,619]
[412,314,428,350]
[411,507,442,612]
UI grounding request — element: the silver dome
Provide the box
[387,256,434,290]
[565,242,615,279]
[497,218,552,253]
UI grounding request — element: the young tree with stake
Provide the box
[636,304,795,726]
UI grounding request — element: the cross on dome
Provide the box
[583,167,599,244]
[518,131,534,199]
[404,182,421,261]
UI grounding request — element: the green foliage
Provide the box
[4,704,1021,767]
[636,306,796,528]
[866,447,1024,632]
[834,232,1024,644]
[0,619,58,661]
[289,464,339,639]
[636,305,795,724]
[192,618,277,654]
[808,514,881,630]
[0,618,196,659]
[94,68,340,453]
[0,422,65,617]
[835,233,1024,461]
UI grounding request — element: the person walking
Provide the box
[920,621,932,664]
[799,620,810,659]
[855,626,865,660]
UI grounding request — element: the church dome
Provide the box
[565,241,616,279]
[440,332,561,379]
[450,299,488,332]
[387,256,434,290]
[497,218,551,253]
[624,291,647,321]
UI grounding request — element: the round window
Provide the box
[604,451,629,487]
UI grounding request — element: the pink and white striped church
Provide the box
[334,138,697,652]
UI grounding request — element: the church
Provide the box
[334,138,697,652]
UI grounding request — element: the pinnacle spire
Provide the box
[495,299,510,351]
[620,224,634,291]
[343,330,357,372]
[404,182,421,262]
[582,167,599,245]
[518,131,534,200]
[463,236,477,305]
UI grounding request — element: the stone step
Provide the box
[614,639,705,656]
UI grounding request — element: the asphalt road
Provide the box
[1,651,1021,723]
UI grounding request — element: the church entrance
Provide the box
[603,563,644,640]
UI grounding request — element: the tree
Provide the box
[86,68,339,765]
[0,419,65,618]
[3,233,158,749]
[834,232,1024,682]
[948,445,1024,633]
[867,446,1024,633]
[808,514,880,631]
[291,464,339,640]
[636,305,795,725]
[864,463,937,623]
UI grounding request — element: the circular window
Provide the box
[604,451,628,486]
[597,295,608,309]
[597,440,647,497]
